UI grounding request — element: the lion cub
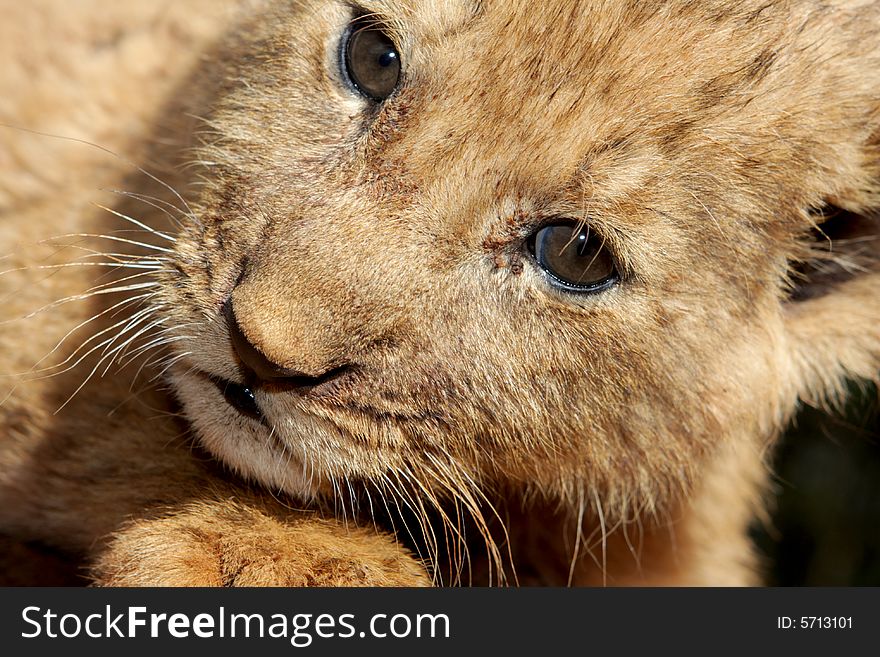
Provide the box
[0,0,878,586]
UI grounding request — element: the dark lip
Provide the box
[209,375,267,425]
[202,365,354,428]
[202,370,423,434]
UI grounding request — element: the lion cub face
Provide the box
[160,0,880,515]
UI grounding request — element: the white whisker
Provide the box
[92,203,176,243]
[46,232,174,254]
[23,293,156,373]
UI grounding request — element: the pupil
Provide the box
[378,50,397,68]
[576,230,589,256]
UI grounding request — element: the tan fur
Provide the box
[0,0,878,586]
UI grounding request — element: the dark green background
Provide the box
[752,382,880,585]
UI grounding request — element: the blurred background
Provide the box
[752,381,880,585]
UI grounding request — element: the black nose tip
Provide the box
[224,300,324,385]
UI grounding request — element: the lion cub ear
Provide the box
[784,0,880,404]
[784,251,880,406]
[783,180,880,406]
[782,1,880,404]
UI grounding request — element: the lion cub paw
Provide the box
[90,501,430,587]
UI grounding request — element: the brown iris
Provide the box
[528,223,618,292]
[344,21,401,101]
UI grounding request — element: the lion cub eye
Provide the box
[343,20,401,101]
[527,223,618,292]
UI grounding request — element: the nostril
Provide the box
[223,300,349,389]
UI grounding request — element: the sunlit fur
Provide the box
[0,0,878,585]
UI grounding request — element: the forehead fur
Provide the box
[372,0,873,207]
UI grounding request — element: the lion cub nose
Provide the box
[224,300,342,386]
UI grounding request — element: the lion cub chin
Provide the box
[0,0,877,586]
